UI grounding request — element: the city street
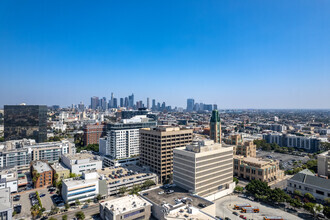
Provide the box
[215,195,304,220]
[51,204,100,220]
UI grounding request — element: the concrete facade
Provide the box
[139,126,193,183]
[317,150,330,178]
[173,140,234,198]
[233,155,284,183]
[61,152,102,175]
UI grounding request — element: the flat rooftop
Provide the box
[32,161,52,173]
[51,162,70,171]
[100,195,152,215]
[141,186,213,209]
[64,152,96,161]
[0,188,11,210]
[62,177,98,188]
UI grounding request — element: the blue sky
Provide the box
[0,0,329,109]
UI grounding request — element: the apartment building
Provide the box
[287,169,330,201]
[173,139,234,199]
[0,188,12,220]
[29,140,73,163]
[83,123,106,145]
[317,150,330,178]
[61,152,102,175]
[31,161,53,188]
[0,168,18,193]
[233,155,284,183]
[0,139,74,170]
[99,116,156,161]
[234,141,256,157]
[263,133,321,152]
[139,126,193,183]
[99,195,152,220]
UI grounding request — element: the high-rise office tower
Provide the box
[173,139,234,198]
[139,126,193,183]
[152,99,156,110]
[124,97,129,108]
[4,105,47,143]
[213,104,218,110]
[210,110,221,143]
[91,96,99,110]
[110,92,114,108]
[186,98,194,112]
[78,102,85,112]
[100,97,107,111]
[147,98,150,109]
[120,98,124,107]
[128,94,134,108]
[113,98,117,108]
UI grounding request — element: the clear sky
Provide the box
[0,0,329,109]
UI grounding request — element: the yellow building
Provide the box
[51,162,70,179]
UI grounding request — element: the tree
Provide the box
[142,180,155,189]
[87,199,91,203]
[96,194,102,201]
[62,215,68,220]
[324,197,330,205]
[233,177,239,185]
[324,206,330,219]
[303,202,316,214]
[65,203,70,210]
[294,190,302,197]
[234,186,244,193]
[118,187,127,195]
[304,193,315,201]
[75,211,85,220]
[50,205,59,215]
[75,199,81,206]
[49,218,57,220]
[12,211,17,217]
[129,185,141,195]
[30,205,40,219]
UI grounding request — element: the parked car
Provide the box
[158,191,164,195]
[40,194,46,197]
[239,215,246,219]
[233,211,239,216]
[198,203,206,208]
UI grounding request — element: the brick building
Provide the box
[83,123,106,145]
[31,161,53,188]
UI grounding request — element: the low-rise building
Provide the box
[0,168,18,193]
[140,186,215,220]
[287,169,330,201]
[233,155,284,183]
[61,171,107,204]
[97,166,158,196]
[317,150,330,178]
[224,134,243,145]
[51,163,70,179]
[0,188,13,220]
[99,195,152,220]
[31,161,53,188]
[102,155,139,167]
[173,139,234,200]
[61,152,102,175]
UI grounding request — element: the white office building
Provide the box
[61,152,102,175]
[0,168,18,193]
[0,188,12,220]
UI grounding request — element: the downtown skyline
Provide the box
[0,1,330,109]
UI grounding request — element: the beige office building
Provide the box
[139,126,193,183]
[234,141,257,158]
[233,155,284,183]
[318,150,330,178]
[173,139,234,199]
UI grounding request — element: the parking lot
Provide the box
[256,150,310,171]
[216,195,305,220]
[12,186,59,219]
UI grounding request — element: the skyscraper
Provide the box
[91,96,99,110]
[186,98,194,112]
[113,98,118,108]
[100,97,107,111]
[120,98,124,107]
[4,105,47,142]
[147,98,150,109]
[210,110,221,143]
[128,94,134,108]
[152,99,156,110]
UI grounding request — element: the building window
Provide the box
[316,190,324,195]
